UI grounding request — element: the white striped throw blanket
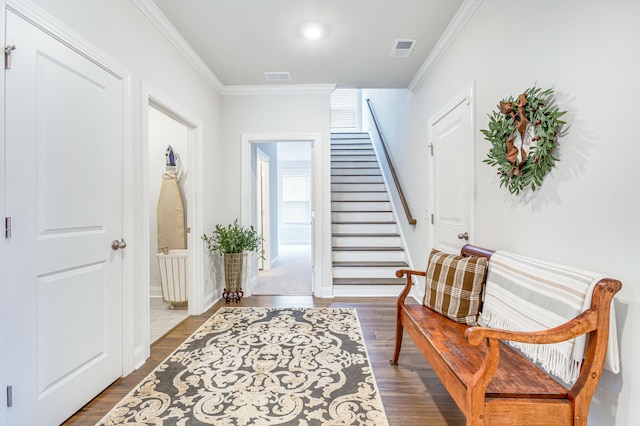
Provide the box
[478,250,620,385]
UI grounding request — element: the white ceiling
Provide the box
[150,0,465,89]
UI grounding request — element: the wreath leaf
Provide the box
[481,86,566,195]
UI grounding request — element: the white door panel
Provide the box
[5,11,123,425]
[430,89,474,254]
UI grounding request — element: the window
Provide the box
[331,88,359,130]
[282,173,311,224]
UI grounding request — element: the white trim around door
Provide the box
[241,133,325,297]
[139,82,205,366]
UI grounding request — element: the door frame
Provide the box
[427,82,476,251]
[1,1,8,418]
[140,82,204,363]
[241,133,322,297]
[256,147,271,271]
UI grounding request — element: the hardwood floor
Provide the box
[63,296,465,425]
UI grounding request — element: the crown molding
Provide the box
[222,84,336,96]
[130,0,224,93]
[408,0,483,93]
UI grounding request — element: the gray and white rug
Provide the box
[97,307,388,425]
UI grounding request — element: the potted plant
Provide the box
[201,219,263,303]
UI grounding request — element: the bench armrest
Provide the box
[395,269,425,304]
[465,309,598,346]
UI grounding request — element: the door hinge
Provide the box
[428,144,434,156]
[5,45,16,70]
[431,214,434,224]
[7,386,12,407]
[5,217,11,238]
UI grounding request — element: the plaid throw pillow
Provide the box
[423,249,488,325]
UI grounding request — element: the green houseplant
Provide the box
[201,219,263,302]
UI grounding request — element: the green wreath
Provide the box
[481,87,566,195]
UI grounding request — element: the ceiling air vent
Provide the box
[390,39,417,58]
[264,72,291,82]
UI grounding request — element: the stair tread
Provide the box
[333,232,400,237]
[332,220,396,224]
[331,173,382,175]
[331,210,392,213]
[331,191,387,194]
[332,246,404,251]
[332,278,406,285]
[333,260,408,266]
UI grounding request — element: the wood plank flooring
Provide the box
[63,296,465,425]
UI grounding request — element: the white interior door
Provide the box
[5,12,124,424]
[256,149,270,270]
[429,88,474,254]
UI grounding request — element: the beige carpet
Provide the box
[253,244,312,295]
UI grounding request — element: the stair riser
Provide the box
[331,155,377,162]
[331,141,373,151]
[331,192,388,202]
[331,161,380,168]
[332,235,401,247]
[331,149,375,156]
[331,136,370,142]
[331,211,394,222]
[332,267,402,279]
[332,201,391,211]
[331,169,382,177]
[332,250,405,262]
[332,223,397,234]
[332,183,386,192]
[331,175,384,184]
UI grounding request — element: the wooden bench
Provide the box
[391,244,621,426]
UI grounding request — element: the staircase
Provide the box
[331,132,408,295]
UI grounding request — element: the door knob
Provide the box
[457,232,469,241]
[111,239,127,250]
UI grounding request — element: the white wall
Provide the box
[10,0,225,371]
[148,106,189,298]
[221,92,332,295]
[364,1,640,424]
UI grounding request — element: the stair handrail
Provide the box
[365,98,417,225]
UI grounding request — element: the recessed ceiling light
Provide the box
[302,23,325,40]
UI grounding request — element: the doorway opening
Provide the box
[148,105,190,342]
[247,140,314,296]
[141,85,205,359]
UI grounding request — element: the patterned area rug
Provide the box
[97,307,388,425]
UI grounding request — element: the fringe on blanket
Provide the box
[479,307,581,385]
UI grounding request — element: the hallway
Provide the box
[253,244,312,295]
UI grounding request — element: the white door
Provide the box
[429,88,474,254]
[5,12,124,425]
[256,149,270,271]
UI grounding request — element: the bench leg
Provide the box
[390,320,403,365]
